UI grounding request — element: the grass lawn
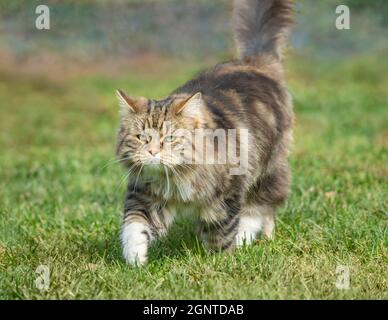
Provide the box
[0,52,387,299]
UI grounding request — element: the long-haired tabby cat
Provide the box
[115,0,294,265]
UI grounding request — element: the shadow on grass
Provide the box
[148,216,205,263]
[72,216,204,266]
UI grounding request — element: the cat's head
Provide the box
[115,89,206,172]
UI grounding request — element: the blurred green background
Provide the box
[0,0,387,299]
[1,0,388,60]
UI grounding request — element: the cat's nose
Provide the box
[148,148,159,156]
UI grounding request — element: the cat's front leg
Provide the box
[121,192,174,266]
[120,190,155,265]
[121,212,153,266]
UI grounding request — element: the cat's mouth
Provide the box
[148,158,162,165]
[142,163,165,177]
[143,156,163,166]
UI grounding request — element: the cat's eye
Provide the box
[164,135,176,143]
[137,133,149,142]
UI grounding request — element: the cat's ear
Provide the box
[175,92,204,118]
[116,89,143,117]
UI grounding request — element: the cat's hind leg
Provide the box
[236,164,291,245]
[235,204,275,246]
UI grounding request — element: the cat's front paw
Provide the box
[122,243,148,266]
[121,222,149,266]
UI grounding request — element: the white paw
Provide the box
[235,216,263,246]
[121,222,149,266]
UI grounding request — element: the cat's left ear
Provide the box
[175,92,204,118]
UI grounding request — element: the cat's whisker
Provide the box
[170,166,187,187]
[116,163,139,191]
[99,158,120,171]
[133,164,144,192]
[169,167,181,183]
[100,156,133,171]
[163,166,170,198]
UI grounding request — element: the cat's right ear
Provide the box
[116,89,138,117]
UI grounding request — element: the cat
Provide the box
[115,0,294,265]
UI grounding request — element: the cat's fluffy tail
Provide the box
[233,0,294,61]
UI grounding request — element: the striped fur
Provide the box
[233,0,294,60]
[116,0,294,265]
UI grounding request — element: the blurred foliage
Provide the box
[344,0,388,25]
[345,0,388,10]
[0,0,387,61]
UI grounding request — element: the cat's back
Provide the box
[174,57,293,133]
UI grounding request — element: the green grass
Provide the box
[0,52,387,299]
